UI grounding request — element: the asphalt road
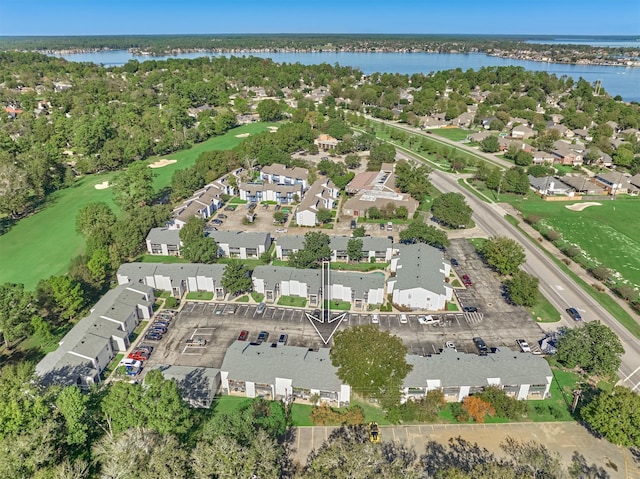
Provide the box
[394,147,640,391]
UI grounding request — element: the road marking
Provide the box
[623,365,640,381]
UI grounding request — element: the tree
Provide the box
[462,396,495,423]
[580,386,640,447]
[476,386,527,420]
[0,162,32,218]
[480,135,500,153]
[481,236,526,275]
[45,275,85,321]
[504,271,538,307]
[352,226,365,238]
[256,99,282,122]
[556,321,624,377]
[316,208,333,224]
[431,193,472,228]
[221,259,252,296]
[347,238,364,262]
[331,325,412,408]
[0,283,35,349]
[75,202,116,237]
[289,231,331,269]
[368,142,396,171]
[179,217,218,264]
[344,153,360,169]
[112,162,155,212]
[395,159,432,200]
[55,386,89,447]
[273,211,286,224]
[399,221,449,249]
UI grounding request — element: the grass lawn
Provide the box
[235,295,249,302]
[0,123,271,290]
[277,295,307,307]
[186,291,214,300]
[447,303,459,311]
[137,254,189,264]
[350,399,390,425]
[329,262,388,272]
[291,404,314,426]
[326,300,352,311]
[228,197,248,204]
[528,292,561,323]
[251,292,264,303]
[217,257,263,269]
[430,128,472,141]
[211,395,254,414]
[102,353,124,380]
[518,196,640,289]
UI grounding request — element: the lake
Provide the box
[57,50,640,102]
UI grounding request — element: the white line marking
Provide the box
[623,365,640,381]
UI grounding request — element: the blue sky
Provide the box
[0,0,638,36]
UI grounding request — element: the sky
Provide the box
[0,0,638,37]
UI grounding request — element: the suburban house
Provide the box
[252,265,385,309]
[342,167,418,219]
[314,134,339,151]
[402,349,553,403]
[552,143,583,166]
[295,178,340,227]
[145,228,271,260]
[452,112,474,128]
[387,244,453,311]
[260,163,309,189]
[146,227,181,256]
[593,172,637,195]
[275,235,394,263]
[117,262,227,299]
[466,130,494,143]
[629,174,640,190]
[528,175,574,196]
[510,124,536,139]
[547,124,574,139]
[559,175,607,195]
[238,181,302,205]
[220,342,351,406]
[422,115,448,129]
[35,284,154,388]
[153,365,221,409]
[531,150,556,165]
[171,178,234,229]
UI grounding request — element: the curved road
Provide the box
[395,148,640,391]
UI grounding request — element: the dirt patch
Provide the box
[235,133,251,138]
[565,202,601,212]
[148,159,177,169]
[94,181,110,190]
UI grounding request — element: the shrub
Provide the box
[589,266,611,282]
[164,297,178,308]
[544,229,561,242]
[525,214,542,225]
[563,245,581,258]
[310,404,365,426]
[476,386,527,420]
[615,286,638,302]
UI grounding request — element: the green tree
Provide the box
[289,231,331,269]
[395,159,432,200]
[431,192,472,228]
[75,202,116,237]
[556,321,624,378]
[256,99,283,122]
[55,386,89,447]
[221,259,252,296]
[179,217,218,264]
[344,153,360,169]
[0,283,36,349]
[352,226,365,238]
[112,162,155,212]
[580,386,640,447]
[399,221,449,249]
[503,271,538,307]
[481,236,526,275]
[331,325,412,408]
[368,142,396,171]
[347,238,364,262]
[46,275,85,321]
[480,135,500,153]
[316,208,333,224]
[273,211,286,224]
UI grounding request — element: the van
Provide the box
[120,358,143,368]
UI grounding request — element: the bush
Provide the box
[164,297,178,308]
[476,386,527,420]
[589,266,611,282]
[563,245,581,258]
[310,404,365,426]
[525,214,542,225]
[544,229,561,242]
[615,286,638,302]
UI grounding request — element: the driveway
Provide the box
[290,422,638,478]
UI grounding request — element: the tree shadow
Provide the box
[570,451,611,479]
[420,436,502,476]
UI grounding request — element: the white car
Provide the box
[120,358,143,368]
[516,339,531,353]
[399,313,408,324]
[371,314,379,324]
[418,315,440,325]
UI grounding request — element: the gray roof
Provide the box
[253,265,322,292]
[276,235,305,251]
[527,175,572,192]
[393,244,447,294]
[331,271,385,297]
[404,349,553,388]
[146,227,181,246]
[208,230,271,249]
[152,365,220,408]
[261,163,309,180]
[222,342,344,391]
[117,262,226,286]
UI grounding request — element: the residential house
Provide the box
[295,179,339,227]
[260,163,309,189]
[583,149,613,168]
[452,112,474,128]
[572,129,593,142]
[171,178,234,229]
[551,143,583,166]
[531,150,556,165]
[238,181,302,205]
[559,175,606,195]
[511,124,536,140]
[220,342,351,405]
[402,349,553,403]
[35,284,154,388]
[593,172,634,195]
[547,124,574,139]
[275,235,394,263]
[498,138,531,153]
[207,230,272,259]
[117,262,227,299]
[478,117,496,129]
[528,175,574,196]
[422,115,448,129]
[146,227,181,256]
[387,244,453,311]
[629,174,640,190]
[466,130,494,143]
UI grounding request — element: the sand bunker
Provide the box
[94,181,110,190]
[566,202,601,212]
[267,126,279,132]
[148,159,177,169]
[235,133,251,138]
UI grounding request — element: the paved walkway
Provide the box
[290,422,638,478]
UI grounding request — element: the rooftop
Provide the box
[393,243,448,294]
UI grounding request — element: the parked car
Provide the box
[462,274,472,286]
[462,306,478,313]
[238,330,249,341]
[369,422,381,443]
[144,332,163,341]
[473,337,488,356]
[211,219,223,225]
[125,366,143,377]
[379,222,386,230]
[418,315,440,325]
[256,303,266,314]
[312,309,321,319]
[371,314,379,324]
[217,213,227,219]
[350,219,357,229]
[153,321,170,328]
[566,307,582,321]
[386,222,393,231]
[450,258,459,267]
[274,204,281,211]
[516,339,531,353]
[275,228,288,233]
[262,203,269,209]
[257,331,269,343]
[150,326,168,334]
[120,358,143,368]
[224,205,236,211]
[399,313,408,324]
[278,334,288,345]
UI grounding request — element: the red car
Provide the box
[238,330,249,341]
[462,274,472,286]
